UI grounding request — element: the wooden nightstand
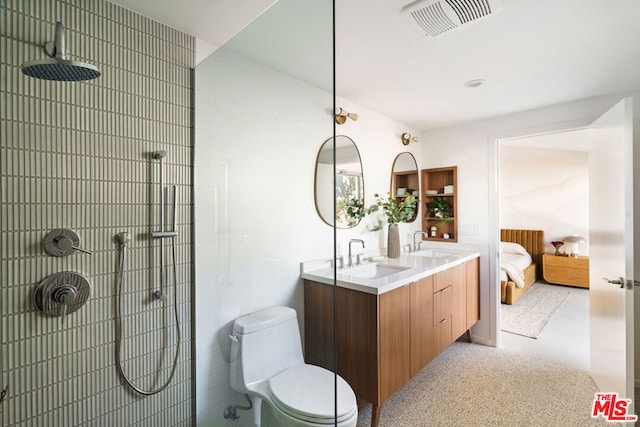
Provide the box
[542,253,589,288]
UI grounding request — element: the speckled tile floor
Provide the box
[356,342,620,427]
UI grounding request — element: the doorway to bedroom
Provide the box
[497,129,591,372]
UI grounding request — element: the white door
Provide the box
[588,98,635,402]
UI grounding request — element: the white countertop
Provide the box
[300,249,480,295]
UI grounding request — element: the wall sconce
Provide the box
[401,133,419,145]
[335,108,358,125]
[563,235,586,257]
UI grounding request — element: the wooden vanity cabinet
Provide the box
[379,285,411,401]
[303,281,411,422]
[466,257,480,329]
[409,276,435,376]
[432,259,480,342]
[304,257,480,427]
[432,284,452,355]
[435,262,467,341]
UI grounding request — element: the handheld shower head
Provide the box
[116,232,131,247]
[152,150,167,160]
[21,21,100,82]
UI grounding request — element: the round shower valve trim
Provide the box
[33,271,91,320]
[43,228,93,257]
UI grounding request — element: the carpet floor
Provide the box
[356,342,617,426]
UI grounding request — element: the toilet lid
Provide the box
[268,364,357,424]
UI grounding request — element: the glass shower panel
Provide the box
[194,0,336,425]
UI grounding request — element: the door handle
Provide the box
[604,277,625,289]
[604,277,639,289]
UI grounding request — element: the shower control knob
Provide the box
[73,246,93,254]
[53,285,77,305]
[53,285,77,318]
[53,235,92,255]
[43,229,93,257]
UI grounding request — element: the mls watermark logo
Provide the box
[591,392,637,422]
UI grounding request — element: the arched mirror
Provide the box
[315,135,364,228]
[390,152,419,223]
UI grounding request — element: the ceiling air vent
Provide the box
[402,0,503,38]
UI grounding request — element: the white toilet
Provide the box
[230,306,358,427]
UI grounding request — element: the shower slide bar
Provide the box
[150,186,178,239]
[114,149,181,395]
[151,150,178,240]
[150,150,178,301]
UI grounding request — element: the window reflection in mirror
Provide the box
[390,152,419,223]
[315,135,364,228]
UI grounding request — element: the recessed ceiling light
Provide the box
[464,79,484,88]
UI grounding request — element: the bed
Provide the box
[500,229,545,305]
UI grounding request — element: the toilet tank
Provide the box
[230,306,305,392]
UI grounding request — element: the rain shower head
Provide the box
[21,21,100,82]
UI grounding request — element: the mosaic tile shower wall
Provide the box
[0,1,194,425]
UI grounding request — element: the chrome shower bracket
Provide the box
[43,228,93,257]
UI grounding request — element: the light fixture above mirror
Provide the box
[401,133,419,145]
[335,108,358,125]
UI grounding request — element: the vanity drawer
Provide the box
[433,262,465,292]
[433,285,452,354]
[433,285,451,326]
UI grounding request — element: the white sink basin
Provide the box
[339,263,411,279]
[412,249,459,258]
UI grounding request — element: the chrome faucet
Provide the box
[332,255,344,269]
[413,231,427,252]
[348,239,365,267]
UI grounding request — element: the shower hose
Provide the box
[115,233,180,395]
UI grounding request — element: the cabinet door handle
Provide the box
[440,318,447,324]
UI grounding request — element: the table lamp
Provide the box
[563,235,585,258]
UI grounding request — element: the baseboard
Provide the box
[470,335,492,347]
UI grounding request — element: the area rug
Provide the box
[501,282,570,339]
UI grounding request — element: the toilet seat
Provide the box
[268,364,357,425]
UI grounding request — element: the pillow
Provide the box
[499,241,529,257]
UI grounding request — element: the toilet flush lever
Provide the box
[229,334,238,343]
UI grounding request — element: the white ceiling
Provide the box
[109,0,277,48]
[109,0,640,131]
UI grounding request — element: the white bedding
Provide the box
[499,242,532,288]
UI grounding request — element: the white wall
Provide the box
[499,143,589,255]
[333,97,423,254]
[420,90,640,351]
[194,47,421,425]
